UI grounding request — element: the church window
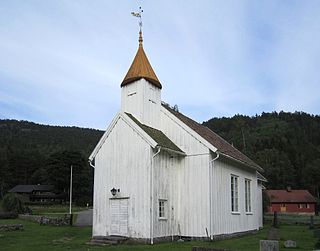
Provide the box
[231,175,239,212]
[159,199,167,219]
[245,179,251,213]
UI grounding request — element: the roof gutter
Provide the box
[219,152,263,173]
[209,151,220,240]
[150,146,161,245]
[160,147,186,156]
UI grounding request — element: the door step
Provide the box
[88,235,128,246]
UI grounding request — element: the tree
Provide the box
[1,193,25,213]
[45,150,92,205]
[302,159,320,198]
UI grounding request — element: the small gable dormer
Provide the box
[120,31,162,129]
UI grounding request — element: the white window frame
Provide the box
[231,175,239,213]
[245,179,252,213]
[158,199,167,220]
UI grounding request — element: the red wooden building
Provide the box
[266,189,317,215]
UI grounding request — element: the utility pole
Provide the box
[69,165,73,225]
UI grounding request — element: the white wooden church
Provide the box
[89,30,265,243]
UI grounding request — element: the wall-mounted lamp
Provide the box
[110,188,120,196]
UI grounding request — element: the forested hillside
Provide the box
[203,111,320,198]
[0,119,103,202]
[1,111,319,202]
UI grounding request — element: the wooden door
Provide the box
[110,199,128,236]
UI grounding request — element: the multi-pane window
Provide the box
[231,175,239,212]
[299,203,310,209]
[245,179,251,213]
[159,200,166,218]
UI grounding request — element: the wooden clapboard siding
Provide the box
[121,78,161,130]
[157,108,211,238]
[256,182,263,228]
[211,157,259,235]
[92,116,151,238]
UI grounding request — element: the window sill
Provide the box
[159,217,167,221]
[231,212,240,215]
[246,212,253,215]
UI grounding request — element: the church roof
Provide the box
[121,31,162,89]
[125,113,183,154]
[163,104,262,171]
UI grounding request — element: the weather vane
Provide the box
[131,7,143,32]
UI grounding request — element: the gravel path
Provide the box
[74,209,93,226]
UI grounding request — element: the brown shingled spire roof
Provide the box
[121,31,162,89]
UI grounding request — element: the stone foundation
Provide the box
[91,229,259,245]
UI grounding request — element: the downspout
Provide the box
[88,159,95,237]
[150,146,161,245]
[89,159,95,168]
[209,151,219,240]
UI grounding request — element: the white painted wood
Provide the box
[256,182,264,228]
[89,112,157,161]
[210,156,260,235]
[92,116,152,238]
[121,78,161,129]
[160,107,217,153]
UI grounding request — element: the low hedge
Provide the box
[0,212,18,219]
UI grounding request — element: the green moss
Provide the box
[126,113,184,153]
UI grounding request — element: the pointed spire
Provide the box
[121,30,162,89]
[139,30,143,47]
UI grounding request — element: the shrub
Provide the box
[0,211,18,219]
[1,193,25,213]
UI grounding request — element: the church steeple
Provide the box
[121,10,162,129]
[121,30,162,89]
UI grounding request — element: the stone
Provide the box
[310,216,315,229]
[0,224,23,231]
[260,240,279,251]
[267,227,280,240]
[192,248,232,251]
[284,240,296,248]
[273,211,279,228]
[314,229,320,238]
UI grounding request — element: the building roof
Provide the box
[9,185,54,193]
[163,104,262,171]
[266,190,316,203]
[126,113,184,154]
[121,31,162,89]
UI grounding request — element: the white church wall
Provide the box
[256,182,264,228]
[211,156,260,236]
[159,108,212,237]
[152,151,180,238]
[92,116,152,238]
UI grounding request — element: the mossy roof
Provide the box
[125,113,183,153]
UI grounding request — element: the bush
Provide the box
[1,193,25,213]
[0,211,18,219]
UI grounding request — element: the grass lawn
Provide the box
[0,219,318,251]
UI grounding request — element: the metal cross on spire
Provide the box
[131,7,144,46]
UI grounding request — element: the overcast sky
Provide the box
[1,1,320,129]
